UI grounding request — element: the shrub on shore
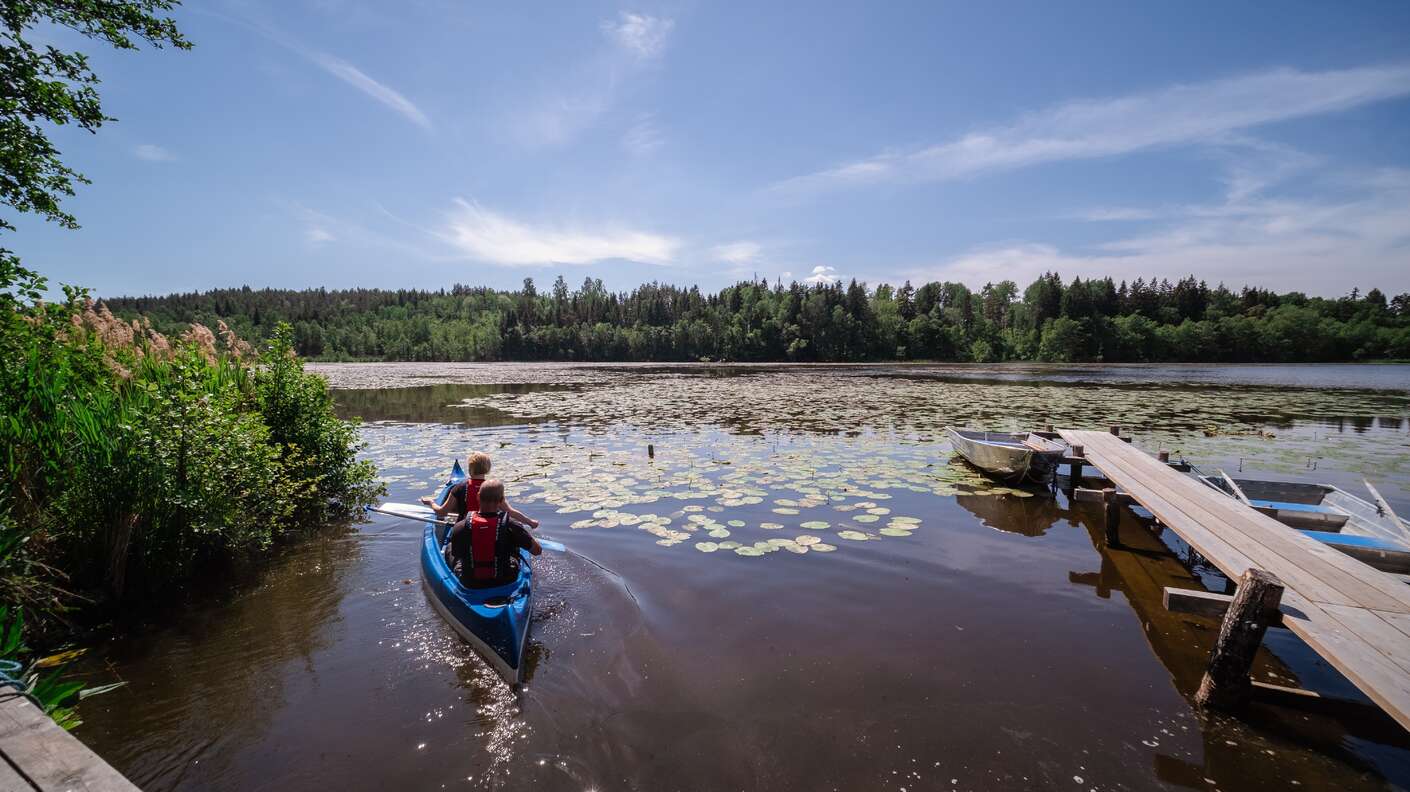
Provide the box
[0,264,381,624]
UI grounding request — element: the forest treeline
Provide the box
[103,274,1410,364]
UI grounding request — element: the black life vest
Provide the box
[468,511,501,581]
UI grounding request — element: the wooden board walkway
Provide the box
[0,693,139,791]
[1058,428,1410,732]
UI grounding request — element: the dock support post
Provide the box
[1195,569,1284,711]
[1102,487,1121,547]
[1109,425,1121,436]
[1157,450,1169,463]
[1069,445,1084,489]
[647,444,654,459]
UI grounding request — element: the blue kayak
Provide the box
[419,460,534,685]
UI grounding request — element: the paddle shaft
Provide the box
[364,505,566,553]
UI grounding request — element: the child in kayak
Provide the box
[448,479,541,587]
[421,452,539,528]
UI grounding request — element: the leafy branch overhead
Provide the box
[0,0,188,244]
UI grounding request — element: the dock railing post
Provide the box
[1068,445,1085,490]
[1195,568,1284,711]
[1102,487,1121,547]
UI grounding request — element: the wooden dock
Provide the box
[0,693,139,791]
[1057,428,1410,732]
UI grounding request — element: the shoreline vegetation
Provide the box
[1,266,381,727]
[105,274,1410,364]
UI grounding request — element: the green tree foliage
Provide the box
[0,0,189,280]
[105,275,1410,364]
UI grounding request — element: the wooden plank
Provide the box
[1163,586,1286,627]
[0,694,139,792]
[1319,604,1410,676]
[1058,428,1410,731]
[0,754,38,791]
[1062,431,1357,608]
[1277,591,1410,732]
[1066,431,1410,614]
[1086,431,1410,611]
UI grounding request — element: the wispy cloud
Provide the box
[214,9,431,130]
[623,113,665,156]
[306,51,431,129]
[713,241,762,264]
[441,200,679,266]
[305,226,335,244]
[602,12,674,59]
[134,144,175,162]
[914,168,1410,295]
[506,12,675,147]
[772,64,1410,197]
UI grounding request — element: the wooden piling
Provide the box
[1102,487,1121,547]
[647,444,654,459]
[1195,568,1284,710]
[1157,450,1169,463]
[1069,445,1085,488]
[1109,425,1121,436]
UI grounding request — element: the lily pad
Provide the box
[853,514,880,523]
[837,530,869,541]
[879,527,914,537]
[800,520,830,530]
[735,546,765,557]
[810,543,838,552]
[694,541,719,552]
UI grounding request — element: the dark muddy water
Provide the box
[72,363,1410,790]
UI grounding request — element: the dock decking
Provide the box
[0,693,139,791]
[1057,428,1410,732]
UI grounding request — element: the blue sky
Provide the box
[14,0,1410,297]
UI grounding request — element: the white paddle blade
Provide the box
[367,503,443,524]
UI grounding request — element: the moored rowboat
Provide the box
[945,427,1066,484]
[418,460,534,685]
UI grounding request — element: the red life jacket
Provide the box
[458,479,484,521]
[468,511,500,581]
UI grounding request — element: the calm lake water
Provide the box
[72,363,1410,791]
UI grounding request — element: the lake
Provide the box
[71,363,1410,790]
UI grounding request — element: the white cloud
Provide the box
[603,12,674,59]
[1074,207,1160,222]
[623,113,664,156]
[134,144,175,162]
[772,64,1410,197]
[441,199,679,266]
[305,226,335,244]
[713,241,762,264]
[803,265,840,285]
[307,51,431,129]
[914,168,1410,295]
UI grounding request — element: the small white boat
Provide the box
[945,428,1066,484]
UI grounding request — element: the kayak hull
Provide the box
[419,461,534,685]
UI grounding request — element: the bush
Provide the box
[1,265,381,612]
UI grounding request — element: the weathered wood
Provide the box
[1068,445,1084,488]
[1157,450,1169,463]
[1109,425,1121,436]
[647,443,654,459]
[1058,428,1410,731]
[1163,586,1286,627]
[1196,569,1285,710]
[1102,487,1121,547]
[1324,542,1410,575]
[1071,487,1133,505]
[0,693,140,791]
